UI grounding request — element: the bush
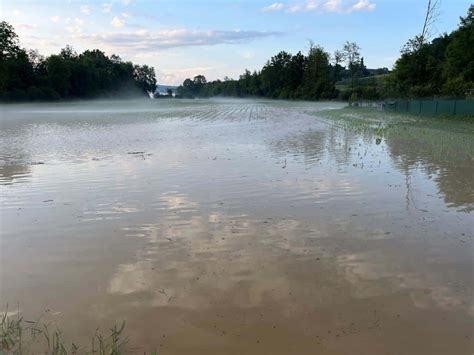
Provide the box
[6,88,27,101]
[25,86,60,101]
[442,77,472,98]
[349,92,359,105]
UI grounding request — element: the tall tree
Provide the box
[420,0,441,48]
[133,64,157,94]
[342,41,361,90]
[193,75,207,96]
[0,21,21,60]
[301,45,332,99]
[332,50,345,85]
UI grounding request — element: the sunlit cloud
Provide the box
[262,2,285,12]
[350,0,376,12]
[155,66,222,85]
[64,18,84,33]
[102,3,113,13]
[322,0,342,12]
[77,29,284,51]
[50,15,60,23]
[80,5,92,15]
[261,0,376,13]
[66,25,83,34]
[15,23,38,30]
[111,16,125,28]
[74,18,84,25]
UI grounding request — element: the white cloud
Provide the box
[102,3,113,13]
[65,17,84,33]
[262,2,285,12]
[76,29,284,51]
[155,66,219,85]
[287,4,301,12]
[322,0,342,12]
[241,50,255,59]
[66,25,82,34]
[111,16,125,28]
[80,5,92,15]
[122,0,132,5]
[350,0,376,12]
[157,71,180,85]
[15,23,38,30]
[50,15,60,23]
[306,0,320,10]
[261,0,376,14]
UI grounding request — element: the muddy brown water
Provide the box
[1,99,473,354]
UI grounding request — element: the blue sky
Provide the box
[2,0,471,85]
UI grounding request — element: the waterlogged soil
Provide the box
[1,99,473,354]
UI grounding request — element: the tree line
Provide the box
[0,5,472,102]
[177,41,383,100]
[0,21,157,101]
[177,5,473,101]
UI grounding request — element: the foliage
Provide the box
[0,307,161,354]
[388,5,474,99]
[342,41,361,89]
[176,40,384,101]
[175,5,472,102]
[177,45,343,100]
[2,5,472,102]
[0,22,156,101]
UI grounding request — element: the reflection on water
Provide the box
[385,123,474,212]
[0,99,473,354]
[0,163,32,185]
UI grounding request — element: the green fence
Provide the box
[384,99,474,117]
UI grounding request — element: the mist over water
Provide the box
[0,99,472,354]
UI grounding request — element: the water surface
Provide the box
[1,99,473,354]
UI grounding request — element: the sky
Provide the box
[1,0,471,85]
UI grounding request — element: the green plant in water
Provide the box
[0,307,138,354]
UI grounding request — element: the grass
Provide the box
[311,106,474,158]
[312,105,474,212]
[0,306,154,355]
[313,106,474,134]
[312,106,474,162]
[309,107,410,137]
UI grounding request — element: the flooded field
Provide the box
[0,99,473,354]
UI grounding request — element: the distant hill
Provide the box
[155,85,178,95]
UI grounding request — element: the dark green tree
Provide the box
[300,45,333,99]
[443,5,474,96]
[133,64,157,94]
[0,21,21,60]
[0,22,158,101]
